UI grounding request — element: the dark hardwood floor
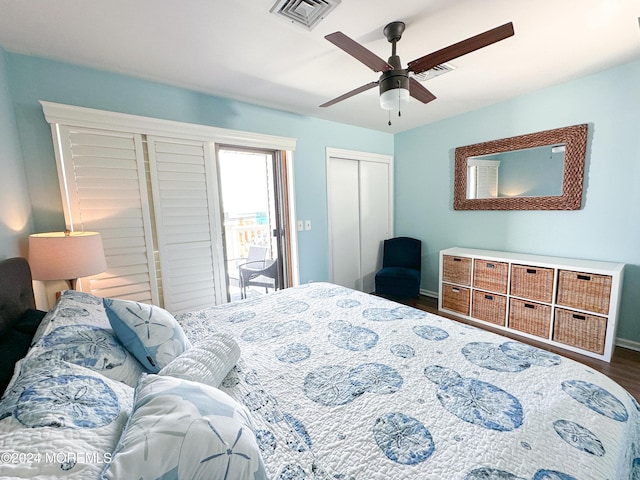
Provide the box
[414,295,640,401]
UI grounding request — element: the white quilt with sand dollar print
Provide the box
[177,282,640,480]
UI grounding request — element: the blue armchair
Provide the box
[374,237,422,299]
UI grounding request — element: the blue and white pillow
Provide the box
[104,298,191,373]
[32,290,114,344]
[26,291,145,386]
[159,333,241,387]
[101,374,267,480]
[0,358,133,479]
[27,324,145,387]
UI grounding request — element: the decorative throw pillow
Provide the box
[26,324,145,387]
[104,298,191,373]
[22,292,145,387]
[31,290,110,344]
[0,358,134,480]
[159,333,241,387]
[101,374,267,480]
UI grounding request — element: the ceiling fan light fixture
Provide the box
[379,71,409,110]
[379,86,409,110]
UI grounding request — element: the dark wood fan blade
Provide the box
[320,81,379,108]
[408,22,514,75]
[409,78,436,104]
[325,32,393,73]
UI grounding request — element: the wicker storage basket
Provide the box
[442,255,471,286]
[553,308,607,354]
[510,264,554,303]
[556,270,612,315]
[441,283,470,315]
[473,259,508,293]
[472,290,507,326]
[508,298,551,338]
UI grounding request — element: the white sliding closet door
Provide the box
[359,160,391,292]
[147,137,225,313]
[327,158,361,290]
[327,148,392,293]
[54,125,159,303]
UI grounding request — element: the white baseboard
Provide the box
[420,289,438,299]
[616,337,640,352]
[420,290,640,353]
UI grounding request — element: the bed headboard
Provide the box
[0,257,36,335]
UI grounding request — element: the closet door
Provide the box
[147,137,226,313]
[327,157,361,290]
[54,125,159,303]
[327,149,392,292]
[359,160,391,293]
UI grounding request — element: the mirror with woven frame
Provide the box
[454,124,588,210]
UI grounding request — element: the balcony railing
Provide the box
[224,213,271,260]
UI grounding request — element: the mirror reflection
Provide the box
[466,144,566,199]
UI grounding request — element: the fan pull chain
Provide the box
[398,81,402,118]
[388,110,391,126]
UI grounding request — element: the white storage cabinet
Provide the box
[438,247,624,362]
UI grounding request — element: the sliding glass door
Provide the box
[217,147,292,301]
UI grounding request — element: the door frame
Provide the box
[216,145,299,301]
[326,147,394,291]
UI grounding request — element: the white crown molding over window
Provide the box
[40,101,297,152]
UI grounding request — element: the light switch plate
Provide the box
[305,220,311,231]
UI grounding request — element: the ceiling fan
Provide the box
[320,21,515,112]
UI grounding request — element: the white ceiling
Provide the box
[0,0,639,133]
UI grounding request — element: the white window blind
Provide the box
[54,127,227,313]
[147,137,225,313]
[55,125,159,303]
[467,159,500,199]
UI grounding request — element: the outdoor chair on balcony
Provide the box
[228,245,268,288]
[239,258,279,299]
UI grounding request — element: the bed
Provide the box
[1,257,639,479]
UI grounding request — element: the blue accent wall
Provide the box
[4,52,393,284]
[0,47,32,258]
[395,59,640,343]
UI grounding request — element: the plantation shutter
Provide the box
[147,137,225,313]
[54,125,159,303]
[475,165,498,198]
[43,101,296,313]
[467,159,500,199]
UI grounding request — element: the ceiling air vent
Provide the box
[270,0,341,30]
[412,62,456,82]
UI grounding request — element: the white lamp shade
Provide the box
[379,87,410,110]
[28,231,107,282]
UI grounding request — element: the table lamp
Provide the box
[28,230,107,290]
